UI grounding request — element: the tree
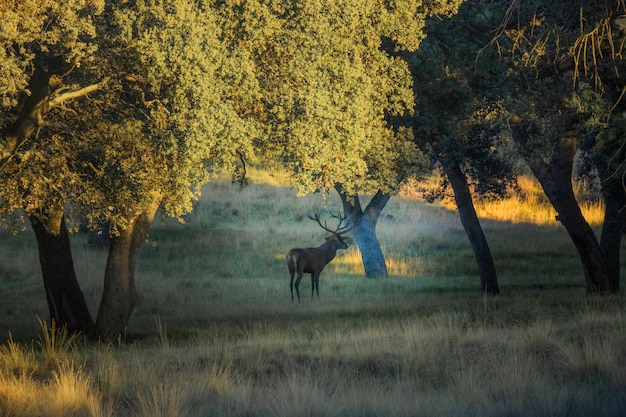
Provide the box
[577,14,626,292]
[399,2,516,295]
[82,0,260,339]
[334,187,392,277]
[490,0,626,292]
[224,0,461,277]
[1,0,260,339]
[0,0,106,333]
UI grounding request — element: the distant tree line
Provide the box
[0,0,624,339]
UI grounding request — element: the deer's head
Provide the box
[325,233,349,249]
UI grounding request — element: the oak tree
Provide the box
[491,0,626,292]
[0,0,106,333]
[224,0,462,277]
[0,0,260,338]
[404,2,516,295]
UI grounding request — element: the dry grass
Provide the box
[3,303,626,417]
[472,176,605,226]
[0,170,624,417]
[400,173,605,226]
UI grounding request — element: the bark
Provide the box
[598,172,626,292]
[444,162,500,295]
[1,54,106,172]
[30,210,94,334]
[0,62,57,171]
[94,197,160,341]
[335,186,389,278]
[512,125,612,292]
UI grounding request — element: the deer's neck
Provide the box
[318,241,339,264]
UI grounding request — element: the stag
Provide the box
[286,212,352,302]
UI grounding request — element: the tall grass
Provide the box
[401,173,605,226]
[0,170,624,417]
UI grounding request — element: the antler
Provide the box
[307,211,352,235]
[329,211,352,234]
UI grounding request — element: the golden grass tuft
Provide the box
[46,364,102,417]
[36,318,80,371]
[0,361,103,417]
[133,385,185,417]
[0,333,37,376]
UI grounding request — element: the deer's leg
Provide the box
[311,272,320,299]
[294,273,303,302]
[314,273,320,298]
[289,270,295,302]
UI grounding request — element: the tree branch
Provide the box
[1,78,108,174]
[334,183,363,219]
[48,78,109,109]
[364,190,391,216]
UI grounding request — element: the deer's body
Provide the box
[287,212,351,302]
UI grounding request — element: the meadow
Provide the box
[1,171,625,417]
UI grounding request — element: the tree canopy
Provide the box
[224,0,462,197]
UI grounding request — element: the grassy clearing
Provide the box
[1,171,625,417]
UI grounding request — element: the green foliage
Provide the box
[229,0,462,196]
[1,0,462,232]
[409,1,516,198]
[489,0,626,160]
[0,0,105,230]
[0,0,104,130]
[0,131,81,230]
[77,0,263,229]
[0,0,263,233]
[0,0,468,233]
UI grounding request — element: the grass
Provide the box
[400,173,605,226]
[1,170,625,417]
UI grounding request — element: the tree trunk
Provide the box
[598,172,626,292]
[94,197,160,341]
[30,210,94,334]
[335,186,389,278]
[444,162,500,295]
[513,126,612,292]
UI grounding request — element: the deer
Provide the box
[286,211,352,302]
